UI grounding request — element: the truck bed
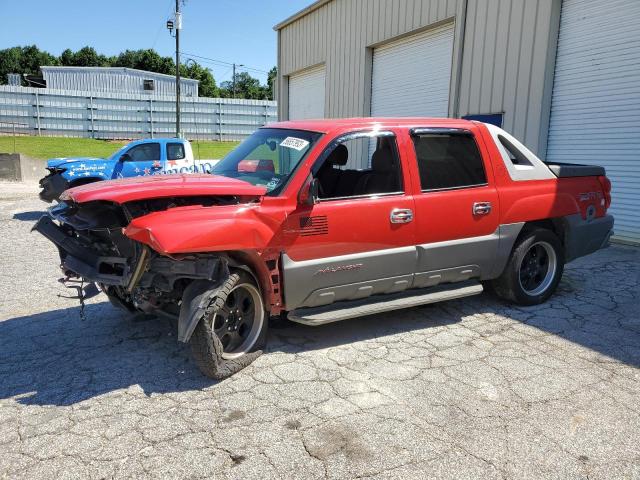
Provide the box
[545,162,605,178]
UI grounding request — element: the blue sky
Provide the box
[0,0,312,83]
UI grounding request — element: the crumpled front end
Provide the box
[33,195,244,327]
[34,200,139,286]
[39,168,70,202]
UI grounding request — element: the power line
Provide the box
[151,0,176,50]
[181,52,271,75]
[219,66,234,81]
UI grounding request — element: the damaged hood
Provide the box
[47,157,106,169]
[61,174,267,204]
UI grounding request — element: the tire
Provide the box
[492,228,565,306]
[189,271,267,379]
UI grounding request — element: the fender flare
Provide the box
[177,279,222,343]
[176,258,269,343]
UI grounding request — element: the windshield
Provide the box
[108,144,129,161]
[213,128,322,195]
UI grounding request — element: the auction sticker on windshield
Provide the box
[280,137,309,151]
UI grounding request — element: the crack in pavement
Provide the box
[0,185,639,479]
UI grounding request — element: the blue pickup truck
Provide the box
[39,138,217,202]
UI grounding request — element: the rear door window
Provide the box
[411,133,487,190]
[126,143,160,162]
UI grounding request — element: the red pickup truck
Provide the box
[35,118,613,378]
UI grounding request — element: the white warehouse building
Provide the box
[274,0,640,244]
[41,66,199,97]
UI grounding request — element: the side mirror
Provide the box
[119,153,131,162]
[298,176,320,206]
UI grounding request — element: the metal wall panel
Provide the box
[277,0,460,120]
[288,65,326,119]
[371,22,454,117]
[457,0,560,154]
[0,86,276,141]
[546,0,640,243]
[276,0,561,155]
[41,67,199,97]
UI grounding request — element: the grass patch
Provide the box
[190,140,239,160]
[0,136,239,160]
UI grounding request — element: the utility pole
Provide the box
[175,0,182,137]
[232,63,244,99]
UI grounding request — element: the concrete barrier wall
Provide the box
[20,155,47,182]
[0,154,47,182]
[0,154,21,181]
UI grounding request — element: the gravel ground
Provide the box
[1,181,639,479]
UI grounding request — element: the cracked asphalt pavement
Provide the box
[1,181,639,479]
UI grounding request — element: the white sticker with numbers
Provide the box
[280,137,309,151]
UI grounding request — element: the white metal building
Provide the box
[274,0,640,244]
[41,66,199,97]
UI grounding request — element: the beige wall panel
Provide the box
[277,0,561,154]
[278,0,459,120]
[458,0,560,153]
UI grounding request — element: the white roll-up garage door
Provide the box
[371,23,454,117]
[288,65,326,120]
[547,0,640,243]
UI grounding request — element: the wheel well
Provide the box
[69,177,101,188]
[522,218,567,246]
[224,252,282,315]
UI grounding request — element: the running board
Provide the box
[288,281,483,326]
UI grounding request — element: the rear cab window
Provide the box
[167,143,186,160]
[410,130,487,191]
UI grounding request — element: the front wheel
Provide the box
[189,271,267,379]
[492,228,565,306]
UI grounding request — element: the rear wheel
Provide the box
[492,228,565,306]
[190,271,267,379]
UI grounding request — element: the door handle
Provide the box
[472,202,492,216]
[390,208,414,224]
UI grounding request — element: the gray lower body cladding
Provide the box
[564,214,614,262]
[281,215,614,312]
[289,281,484,326]
[282,223,524,310]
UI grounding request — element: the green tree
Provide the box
[0,45,265,99]
[220,71,265,99]
[59,46,110,67]
[266,66,277,100]
[112,49,174,75]
[0,45,58,85]
[182,62,218,97]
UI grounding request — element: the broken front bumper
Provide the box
[33,215,131,286]
[39,173,69,203]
